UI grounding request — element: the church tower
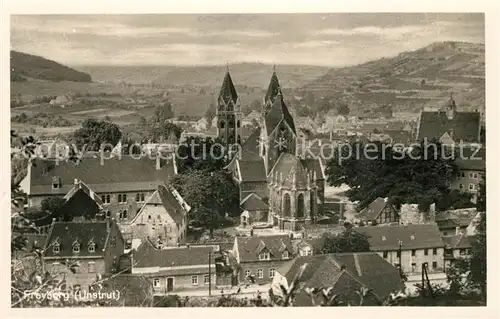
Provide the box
[216,66,242,147]
[262,65,282,117]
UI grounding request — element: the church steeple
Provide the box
[263,67,282,116]
[216,67,242,147]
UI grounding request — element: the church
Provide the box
[213,68,325,232]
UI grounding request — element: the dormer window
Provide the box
[52,176,61,189]
[88,239,96,253]
[282,250,289,259]
[73,240,80,253]
[258,251,270,261]
[53,242,60,254]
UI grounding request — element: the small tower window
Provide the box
[220,121,225,129]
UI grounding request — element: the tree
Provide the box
[40,196,67,220]
[171,170,239,238]
[148,122,182,143]
[325,139,458,210]
[321,229,371,253]
[176,136,228,173]
[71,119,122,151]
[336,103,350,116]
[153,102,174,124]
[204,103,216,123]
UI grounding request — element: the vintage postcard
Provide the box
[4,0,498,317]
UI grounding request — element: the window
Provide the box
[118,194,127,204]
[457,173,461,179]
[469,173,474,178]
[110,237,116,247]
[424,249,429,256]
[269,268,276,278]
[204,275,210,285]
[432,248,437,255]
[461,172,466,178]
[191,275,198,285]
[469,184,476,191]
[118,194,122,203]
[88,262,95,273]
[106,210,111,218]
[282,251,289,259]
[73,243,80,253]
[53,244,60,254]
[244,270,251,278]
[411,263,416,272]
[52,183,60,189]
[153,278,160,288]
[120,210,128,220]
[473,173,478,179]
[101,195,111,204]
[257,269,263,278]
[136,193,145,202]
[459,184,464,189]
[383,251,388,259]
[411,249,416,257]
[259,252,270,261]
[432,262,438,269]
[88,243,95,253]
[459,248,467,255]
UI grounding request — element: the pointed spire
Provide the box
[226,61,229,72]
[273,64,276,72]
[218,68,238,105]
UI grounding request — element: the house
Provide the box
[415,96,481,145]
[20,155,177,223]
[292,236,325,256]
[442,233,475,271]
[271,252,405,306]
[193,117,209,132]
[232,234,294,284]
[59,179,105,221]
[43,219,125,288]
[435,208,479,236]
[239,193,269,228]
[120,185,190,247]
[452,146,485,202]
[131,240,217,294]
[355,224,445,275]
[356,197,399,225]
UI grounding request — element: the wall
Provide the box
[399,203,436,225]
[239,260,289,284]
[451,169,483,202]
[149,272,216,294]
[376,247,444,275]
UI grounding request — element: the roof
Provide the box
[240,128,261,155]
[28,156,175,196]
[240,193,269,211]
[264,71,282,105]
[235,234,293,263]
[417,111,481,143]
[293,237,325,254]
[134,240,216,268]
[238,159,267,182]
[355,224,445,251]
[442,233,472,249]
[357,197,394,221]
[264,93,296,136]
[218,71,238,105]
[435,208,477,228]
[157,185,187,225]
[455,146,485,171]
[44,220,114,258]
[269,153,324,188]
[277,253,405,305]
[63,180,103,209]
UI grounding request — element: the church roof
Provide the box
[218,71,238,105]
[270,153,315,188]
[238,159,267,182]
[264,93,296,136]
[264,71,282,105]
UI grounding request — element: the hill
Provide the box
[79,63,330,89]
[11,51,92,83]
[301,41,485,114]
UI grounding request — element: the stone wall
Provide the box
[399,203,436,225]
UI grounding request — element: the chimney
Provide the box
[340,264,346,271]
[74,178,78,185]
[156,154,161,170]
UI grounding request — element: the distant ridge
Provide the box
[10,50,92,83]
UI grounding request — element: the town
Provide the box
[10,13,486,308]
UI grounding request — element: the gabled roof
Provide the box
[218,71,238,105]
[435,208,477,228]
[235,234,293,262]
[277,253,405,306]
[134,239,215,268]
[28,156,176,196]
[264,71,282,105]
[264,93,296,136]
[357,197,395,221]
[44,220,115,258]
[133,185,188,225]
[63,180,103,209]
[240,193,269,211]
[355,224,445,251]
[417,111,481,143]
[442,233,472,249]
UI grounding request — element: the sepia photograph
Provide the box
[7,7,492,311]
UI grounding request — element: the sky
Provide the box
[10,13,484,67]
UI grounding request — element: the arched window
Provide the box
[118,194,122,203]
[141,193,145,202]
[237,120,241,128]
[283,193,291,217]
[297,193,305,218]
[106,195,110,203]
[220,120,225,129]
[122,210,128,220]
